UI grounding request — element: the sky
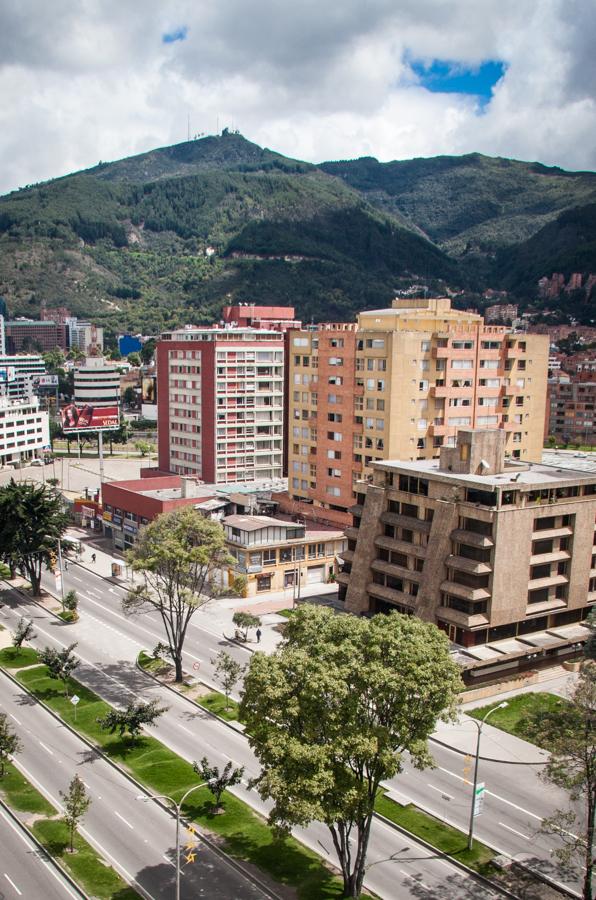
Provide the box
[1,0,595,195]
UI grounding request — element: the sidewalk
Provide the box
[432,714,549,764]
[63,528,339,654]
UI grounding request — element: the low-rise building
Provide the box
[340,428,594,682]
[0,394,49,466]
[223,514,345,596]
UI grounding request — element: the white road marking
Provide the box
[114,811,134,829]
[71,576,83,583]
[499,822,530,840]
[437,765,543,821]
[0,806,79,899]
[178,724,193,735]
[4,873,22,895]
[38,741,54,756]
[9,714,21,725]
[426,783,454,800]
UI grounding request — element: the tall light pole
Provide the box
[467,701,508,850]
[137,781,211,900]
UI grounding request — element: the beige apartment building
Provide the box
[339,429,594,682]
[285,298,549,526]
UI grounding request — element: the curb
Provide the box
[0,794,88,899]
[0,666,283,900]
[135,654,246,735]
[374,809,520,899]
[429,734,547,766]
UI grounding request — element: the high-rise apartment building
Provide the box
[0,354,47,400]
[340,429,593,682]
[546,378,596,445]
[286,298,548,525]
[0,394,49,465]
[74,357,121,407]
[156,325,285,484]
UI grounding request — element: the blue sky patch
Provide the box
[410,59,506,101]
[162,26,188,44]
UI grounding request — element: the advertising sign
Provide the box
[0,366,16,382]
[141,376,157,404]
[32,374,59,388]
[60,403,119,432]
[473,782,485,817]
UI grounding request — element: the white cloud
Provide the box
[0,0,595,194]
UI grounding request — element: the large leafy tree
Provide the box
[528,662,596,900]
[240,606,462,899]
[124,507,232,682]
[0,480,69,596]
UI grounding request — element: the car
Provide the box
[574,452,588,458]
[30,459,44,467]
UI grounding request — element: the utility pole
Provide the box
[467,702,508,849]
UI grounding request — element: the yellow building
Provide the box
[222,514,346,596]
[286,298,549,525]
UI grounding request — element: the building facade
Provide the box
[286,298,549,524]
[0,394,49,465]
[546,379,596,445]
[340,429,594,680]
[156,325,285,484]
[4,319,67,353]
[0,354,47,400]
[223,514,345,596]
[74,357,121,407]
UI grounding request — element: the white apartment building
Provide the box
[74,357,121,407]
[0,354,47,400]
[0,394,50,465]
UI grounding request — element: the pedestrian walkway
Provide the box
[431,714,549,764]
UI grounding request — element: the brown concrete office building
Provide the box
[340,429,594,679]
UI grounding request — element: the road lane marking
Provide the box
[71,576,83,583]
[437,765,542,821]
[9,714,21,725]
[0,807,79,899]
[426,783,453,800]
[178,724,193,735]
[114,811,134,829]
[499,822,530,840]
[4,873,22,895]
[38,740,54,756]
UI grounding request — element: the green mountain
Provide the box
[1,133,595,337]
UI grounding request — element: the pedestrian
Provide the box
[256,627,262,644]
[91,553,96,563]
[64,559,69,572]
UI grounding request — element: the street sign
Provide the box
[473,782,485,817]
[70,695,80,706]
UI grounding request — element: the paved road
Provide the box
[0,670,269,900]
[1,575,506,900]
[0,803,84,900]
[42,562,581,885]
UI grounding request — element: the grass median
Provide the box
[16,658,374,900]
[0,760,139,899]
[374,790,496,875]
[468,692,569,751]
[138,650,240,721]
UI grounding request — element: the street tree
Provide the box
[60,774,91,853]
[585,608,596,662]
[134,440,153,457]
[124,507,232,682]
[97,699,167,741]
[0,713,22,777]
[12,617,36,650]
[127,352,141,367]
[212,650,245,709]
[0,480,69,596]
[232,611,261,642]
[240,605,462,899]
[193,757,244,813]
[140,338,156,365]
[63,590,79,618]
[527,662,596,900]
[39,643,79,696]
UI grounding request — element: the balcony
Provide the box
[450,528,494,548]
[439,580,491,602]
[381,511,431,533]
[445,554,492,575]
[345,526,360,542]
[336,570,351,587]
[531,526,573,541]
[339,548,354,563]
[436,606,490,628]
[529,550,570,565]
[374,535,427,559]
[367,582,417,609]
[371,559,421,582]
[527,574,568,591]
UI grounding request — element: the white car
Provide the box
[30,459,44,467]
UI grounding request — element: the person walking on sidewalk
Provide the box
[91,553,96,563]
[256,627,262,644]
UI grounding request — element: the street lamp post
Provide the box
[137,781,211,900]
[467,701,508,850]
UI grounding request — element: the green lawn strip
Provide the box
[275,608,295,619]
[33,819,139,900]
[17,664,375,899]
[0,760,55,815]
[137,650,168,674]
[0,563,11,579]
[374,791,495,876]
[57,610,78,623]
[468,692,569,751]
[198,690,240,721]
[0,646,40,668]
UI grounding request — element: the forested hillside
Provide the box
[1,132,595,337]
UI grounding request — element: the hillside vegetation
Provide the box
[1,132,595,335]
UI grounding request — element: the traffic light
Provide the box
[463,753,473,785]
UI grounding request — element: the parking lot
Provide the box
[0,455,145,497]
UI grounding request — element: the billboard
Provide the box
[141,376,157,404]
[0,367,16,382]
[60,404,119,432]
[32,375,59,388]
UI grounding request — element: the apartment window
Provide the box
[328,431,342,441]
[257,574,272,591]
[451,359,473,369]
[419,380,429,391]
[366,338,385,349]
[293,337,308,347]
[327,449,341,459]
[329,357,343,366]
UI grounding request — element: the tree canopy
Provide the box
[0,480,69,596]
[124,506,232,681]
[240,605,462,898]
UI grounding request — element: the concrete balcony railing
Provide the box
[336,570,351,587]
[367,581,417,609]
[531,526,573,541]
[381,511,432,533]
[371,559,422,583]
[436,606,490,628]
[529,550,571,565]
[450,528,494,548]
[527,574,568,591]
[445,554,492,575]
[374,534,427,559]
[439,579,491,602]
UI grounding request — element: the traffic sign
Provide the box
[473,782,485,817]
[70,695,80,705]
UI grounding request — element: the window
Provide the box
[452,340,474,349]
[263,549,276,566]
[451,359,473,369]
[257,574,272,591]
[293,337,308,347]
[329,357,343,366]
